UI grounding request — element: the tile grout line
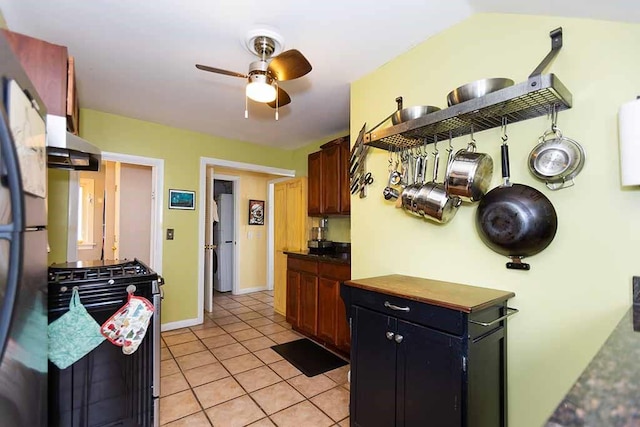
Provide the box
[162,290,348,426]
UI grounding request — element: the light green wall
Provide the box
[72,109,296,324]
[47,110,353,324]
[47,169,70,264]
[351,13,640,426]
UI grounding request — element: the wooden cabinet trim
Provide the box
[288,257,318,275]
[319,262,350,280]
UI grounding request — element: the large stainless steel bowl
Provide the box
[392,105,441,125]
[446,78,514,106]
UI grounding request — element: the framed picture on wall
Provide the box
[169,189,196,210]
[248,199,265,225]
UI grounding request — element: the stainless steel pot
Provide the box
[528,127,585,190]
[445,140,494,202]
[412,150,462,224]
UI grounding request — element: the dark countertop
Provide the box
[284,250,351,265]
[546,305,640,426]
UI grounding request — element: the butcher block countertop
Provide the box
[344,274,515,313]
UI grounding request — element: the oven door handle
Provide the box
[152,292,162,399]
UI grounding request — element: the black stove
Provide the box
[47,259,163,427]
[48,259,155,284]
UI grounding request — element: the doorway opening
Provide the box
[204,174,239,313]
[198,157,294,322]
[67,152,164,274]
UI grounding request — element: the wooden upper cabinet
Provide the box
[339,138,351,214]
[307,135,350,216]
[66,56,80,135]
[321,144,341,214]
[308,152,322,215]
[2,30,79,133]
[3,29,68,116]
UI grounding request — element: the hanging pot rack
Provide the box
[364,28,572,151]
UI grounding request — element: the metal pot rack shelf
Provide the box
[364,28,572,151]
[364,73,573,151]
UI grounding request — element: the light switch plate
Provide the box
[166,228,174,240]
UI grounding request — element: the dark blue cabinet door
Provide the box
[352,306,397,427]
[396,319,463,427]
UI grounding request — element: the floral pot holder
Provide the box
[101,292,155,355]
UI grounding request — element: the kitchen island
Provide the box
[546,279,640,426]
[342,275,515,426]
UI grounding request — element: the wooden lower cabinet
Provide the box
[317,277,338,344]
[285,270,300,327]
[299,272,318,335]
[286,255,351,355]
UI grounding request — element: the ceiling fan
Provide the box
[195,29,312,119]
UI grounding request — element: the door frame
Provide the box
[67,152,164,275]
[198,157,294,320]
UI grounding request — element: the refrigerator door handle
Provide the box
[0,99,25,360]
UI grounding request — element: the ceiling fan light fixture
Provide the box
[246,74,277,103]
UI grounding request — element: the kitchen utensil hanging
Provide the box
[399,141,428,213]
[401,136,461,223]
[475,118,558,270]
[445,125,494,202]
[349,124,371,198]
[528,105,585,190]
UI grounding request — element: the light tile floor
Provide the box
[160,290,351,426]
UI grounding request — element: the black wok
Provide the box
[476,143,558,270]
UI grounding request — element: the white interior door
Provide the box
[204,167,215,312]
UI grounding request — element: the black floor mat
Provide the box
[271,338,348,377]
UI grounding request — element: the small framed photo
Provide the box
[248,199,265,225]
[169,189,196,210]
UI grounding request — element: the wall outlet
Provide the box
[166,228,174,240]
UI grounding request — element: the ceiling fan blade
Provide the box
[195,64,248,78]
[267,86,291,108]
[267,49,312,81]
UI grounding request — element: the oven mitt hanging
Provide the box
[101,292,154,355]
[48,288,106,369]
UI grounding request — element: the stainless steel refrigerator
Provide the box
[0,34,48,426]
[213,193,234,293]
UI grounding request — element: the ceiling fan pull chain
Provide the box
[275,81,279,120]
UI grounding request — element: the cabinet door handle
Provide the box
[384,301,410,312]
[394,334,404,344]
[385,331,395,340]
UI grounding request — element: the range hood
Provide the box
[46,114,101,171]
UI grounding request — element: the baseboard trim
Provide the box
[234,286,268,295]
[161,317,202,332]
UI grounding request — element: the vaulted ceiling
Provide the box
[0,0,637,149]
